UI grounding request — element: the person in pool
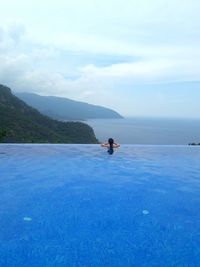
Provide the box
[101,138,120,154]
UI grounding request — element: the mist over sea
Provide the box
[86,117,200,145]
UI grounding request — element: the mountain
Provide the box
[15,92,123,120]
[0,84,98,143]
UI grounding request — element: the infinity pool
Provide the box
[0,145,200,266]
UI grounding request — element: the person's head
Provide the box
[107,138,114,154]
[108,138,114,146]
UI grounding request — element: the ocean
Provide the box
[86,117,200,145]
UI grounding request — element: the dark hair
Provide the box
[108,138,114,154]
[108,138,114,146]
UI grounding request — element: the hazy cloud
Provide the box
[0,1,200,117]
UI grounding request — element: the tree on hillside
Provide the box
[0,129,7,143]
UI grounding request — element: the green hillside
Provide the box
[15,92,123,120]
[0,84,98,143]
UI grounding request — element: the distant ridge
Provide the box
[15,92,123,120]
[0,84,98,143]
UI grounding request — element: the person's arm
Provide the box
[101,143,109,147]
[113,143,120,148]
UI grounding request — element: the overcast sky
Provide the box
[0,0,200,117]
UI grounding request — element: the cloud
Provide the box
[0,54,30,86]
[0,21,117,102]
[6,20,26,42]
[81,53,200,84]
[0,12,200,117]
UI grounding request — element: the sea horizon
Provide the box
[86,117,200,145]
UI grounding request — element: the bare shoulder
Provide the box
[101,143,109,147]
[113,143,120,148]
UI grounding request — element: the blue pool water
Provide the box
[0,144,200,267]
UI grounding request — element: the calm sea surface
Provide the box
[86,117,200,145]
